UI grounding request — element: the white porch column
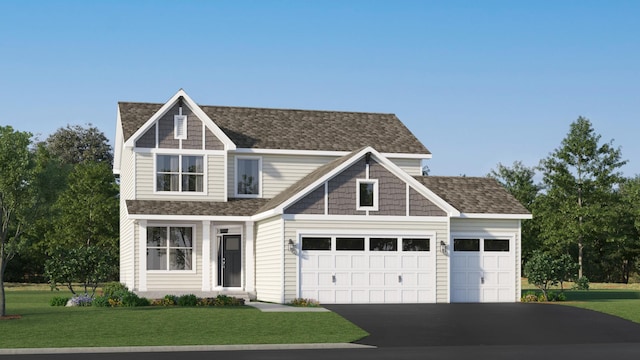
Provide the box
[138,220,147,292]
[201,220,212,291]
[245,221,255,293]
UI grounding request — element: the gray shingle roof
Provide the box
[118,102,430,154]
[414,176,530,215]
[126,198,270,217]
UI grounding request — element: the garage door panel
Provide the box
[318,272,334,286]
[401,256,418,268]
[318,290,335,303]
[402,273,417,286]
[370,256,385,269]
[318,255,333,269]
[385,273,399,286]
[335,255,351,268]
[301,272,318,286]
[417,272,433,286]
[352,255,367,268]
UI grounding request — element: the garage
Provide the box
[299,235,436,304]
[450,236,516,302]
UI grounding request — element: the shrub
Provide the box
[520,292,539,303]
[69,294,93,307]
[161,295,177,306]
[177,294,198,307]
[121,291,149,307]
[50,296,70,306]
[213,295,245,306]
[574,277,590,290]
[102,282,129,298]
[92,296,110,307]
[557,292,567,301]
[289,298,320,307]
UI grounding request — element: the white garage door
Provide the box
[300,236,436,304]
[451,237,515,302]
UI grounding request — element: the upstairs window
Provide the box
[156,155,204,192]
[357,179,378,211]
[236,157,261,197]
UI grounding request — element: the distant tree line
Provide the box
[489,117,640,283]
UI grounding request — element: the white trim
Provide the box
[445,217,451,303]
[457,213,532,220]
[297,229,439,237]
[134,147,226,155]
[223,151,229,202]
[280,219,286,304]
[113,104,123,174]
[128,214,252,222]
[232,147,431,159]
[282,214,450,222]
[356,178,379,211]
[145,223,198,274]
[138,220,147,291]
[201,220,211,291]
[245,221,255,293]
[124,89,236,150]
[324,182,328,215]
[234,156,262,198]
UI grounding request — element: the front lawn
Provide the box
[0,291,368,348]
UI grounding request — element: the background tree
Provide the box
[0,127,37,316]
[488,161,541,267]
[536,117,627,280]
[44,124,113,165]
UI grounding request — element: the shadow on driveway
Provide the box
[325,303,640,347]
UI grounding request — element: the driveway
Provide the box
[325,303,640,347]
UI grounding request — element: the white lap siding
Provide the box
[255,216,284,303]
[283,219,449,303]
[119,148,136,288]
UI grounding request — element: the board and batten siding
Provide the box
[255,217,284,303]
[119,148,136,288]
[388,158,423,176]
[450,218,523,301]
[282,219,449,303]
[135,152,225,201]
[145,221,203,291]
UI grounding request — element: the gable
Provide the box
[134,103,225,150]
[282,154,448,217]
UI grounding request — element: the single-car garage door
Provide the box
[451,236,516,302]
[300,235,436,304]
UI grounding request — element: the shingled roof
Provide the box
[414,176,530,215]
[126,198,270,217]
[118,102,430,154]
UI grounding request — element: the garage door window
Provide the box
[484,239,510,252]
[336,237,365,251]
[301,237,331,251]
[370,238,398,251]
[454,238,480,251]
[402,238,430,251]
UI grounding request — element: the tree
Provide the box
[45,246,117,296]
[44,124,113,166]
[0,126,36,317]
[488,161,541,266]
[536,117,627,280]
[524,251,559,301]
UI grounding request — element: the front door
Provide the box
[219,235,242,287]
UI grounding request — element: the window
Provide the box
[236,158,260,197]
[370,238,398,251]
[336,237,365,251]
[357,179,378,210]
[484,239,510,252]
[156,155,204,192]
[147,226,194,270]
[301,237,332,251]
[402,238,430,251]
[453,238,480,252]
[174,115,187,140]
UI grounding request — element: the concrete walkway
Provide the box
[246,301,330,312]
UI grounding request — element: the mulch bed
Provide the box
[0,314,22,320]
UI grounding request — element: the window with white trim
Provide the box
[156,155,204,192]
[236,157,261,197]
[147,226,194,271]
[357,179,378,211]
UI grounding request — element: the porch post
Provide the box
[245,221,255,293]
[138,220,147,292]
[201,220,211,291]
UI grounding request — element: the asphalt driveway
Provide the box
[325,303,640,347]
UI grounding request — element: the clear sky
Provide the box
[1,0,638,178]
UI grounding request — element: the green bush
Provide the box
[50,296,70,306]
[213,295,245,306]
[92,296,110,307]
[177,294,198,306]
[574,277,590,290]
[289,298,320,307]
[520,292,539,303]
[102,282,129,298]
[557,292,567,301]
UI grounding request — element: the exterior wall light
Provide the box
[440,240,447,254]
[288,239,296,254]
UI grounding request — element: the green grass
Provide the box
[0,291,368,348]
[521,279,640,324]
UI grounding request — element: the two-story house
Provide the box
[113,89,531,304]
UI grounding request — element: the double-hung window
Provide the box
[156,155,204,192]
[147,226,194,271]
[236,157,261,197]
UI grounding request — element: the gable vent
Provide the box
[174,100,187,140]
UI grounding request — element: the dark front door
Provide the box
[219,235,242,287]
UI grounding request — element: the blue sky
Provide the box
[1,0,638,178]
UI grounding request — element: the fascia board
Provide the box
[456,213,533,220]
[113,104,124,173]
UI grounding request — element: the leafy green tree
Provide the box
[45,246,117,296]
[44,124,113,166]
[554,253,579,290]
[488,161,541,267]
[524,251,559,301]
[0,126,37,316]
[536,117,626,280]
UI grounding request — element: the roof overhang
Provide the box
[455,213,533,220]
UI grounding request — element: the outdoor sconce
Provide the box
[440,241,447,254]
[288,239,296,254]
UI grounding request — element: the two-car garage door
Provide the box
[299,235,436,304]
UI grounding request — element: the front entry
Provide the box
[218,235,242,287]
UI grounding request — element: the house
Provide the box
[113,89,531,304]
